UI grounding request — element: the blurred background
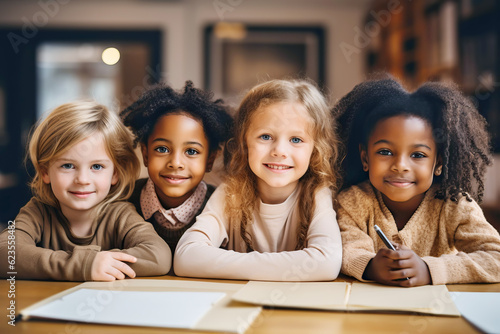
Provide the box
[0,0,498,230]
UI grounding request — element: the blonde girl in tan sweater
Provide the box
[334,76,500,286]
[0,101,171,281]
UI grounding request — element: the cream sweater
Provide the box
[174,184,342,281]
[336,181,500,285]
[0,198,172,281]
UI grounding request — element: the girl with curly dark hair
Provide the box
[120,81,233,253]
[334,75,500,287]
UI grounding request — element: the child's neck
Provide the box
[70,222,93,238]
[392,211,412,231]
[381,193,425,231]
[156,187,196,209]
[258,181,298,204]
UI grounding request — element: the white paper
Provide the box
[28,289,226,328]
[450,292,500,334]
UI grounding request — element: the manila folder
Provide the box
[232,281,459,316]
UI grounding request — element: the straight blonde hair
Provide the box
[28,101,140,218]
[224,79,340,251]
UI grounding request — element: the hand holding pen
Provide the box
[374,225,409,281]
[362,225,431,287]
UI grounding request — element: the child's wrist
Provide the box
[362,259,374,280]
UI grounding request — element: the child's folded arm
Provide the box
[422,249,500,285]
[0,200,101,281]
[423,198,500,285]
[336,188,379,281]
[0,226,101,281]
[338,219,377,281]
[111,203,172,276]
[174,205,341,281]
[174,230,341,281]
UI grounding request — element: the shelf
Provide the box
[460,0,497,19]
[365,0,463,87]
[364,0,499,150]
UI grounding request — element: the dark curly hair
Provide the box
[120,81,233,152]
[333,75,492,203]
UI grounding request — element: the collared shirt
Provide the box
[140,178,207,228]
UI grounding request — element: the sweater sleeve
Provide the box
[112,203,171,277]
[422,198,500,285]
[0,199,100,281]
[336,185,377,281]
[174,187,342,281]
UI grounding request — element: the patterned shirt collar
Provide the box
[140,178,207,226]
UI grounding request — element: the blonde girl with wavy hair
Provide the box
[0,101,171,281]
[175,79,342,281]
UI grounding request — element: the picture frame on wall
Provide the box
[204,24,325,104]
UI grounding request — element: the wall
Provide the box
[1,0,498,205]
[0,0,372,185]
[0,0,369,101]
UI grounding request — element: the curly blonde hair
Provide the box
[28,101,140,217]
[224,79,340,251]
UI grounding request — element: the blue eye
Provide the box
[377,149,392,156]
[91,164,104,171]
[260,134,271,141]
[186,148,199,156]
[290,137,302,144]
[155,146,169,154]
[61,163,74,169]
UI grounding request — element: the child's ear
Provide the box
[111,170,119,186]
[434,156,443,176]
[206,151,217,173]
[140,143,148,167]
[359,144,369,172]
[41,169,50,184]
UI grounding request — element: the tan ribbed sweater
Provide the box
[0,198,171,281]
[336,181,500,285]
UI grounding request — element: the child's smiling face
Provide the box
[360,115,441,212]
[141,113,214,209]
[42,135,118,223]
[245,102,315,204]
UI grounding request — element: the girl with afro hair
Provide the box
[334,75,500,287]
[120,81,233,254]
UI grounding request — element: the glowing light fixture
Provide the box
[102,47,120,65]
[214,22,247,40]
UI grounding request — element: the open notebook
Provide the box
[19,279,262,333]
[232,281,460,316]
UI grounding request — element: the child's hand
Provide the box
[363,244,431,287]
[91,251,137,281]
[391,244,431,286]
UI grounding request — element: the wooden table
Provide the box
[1,275,498,334]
